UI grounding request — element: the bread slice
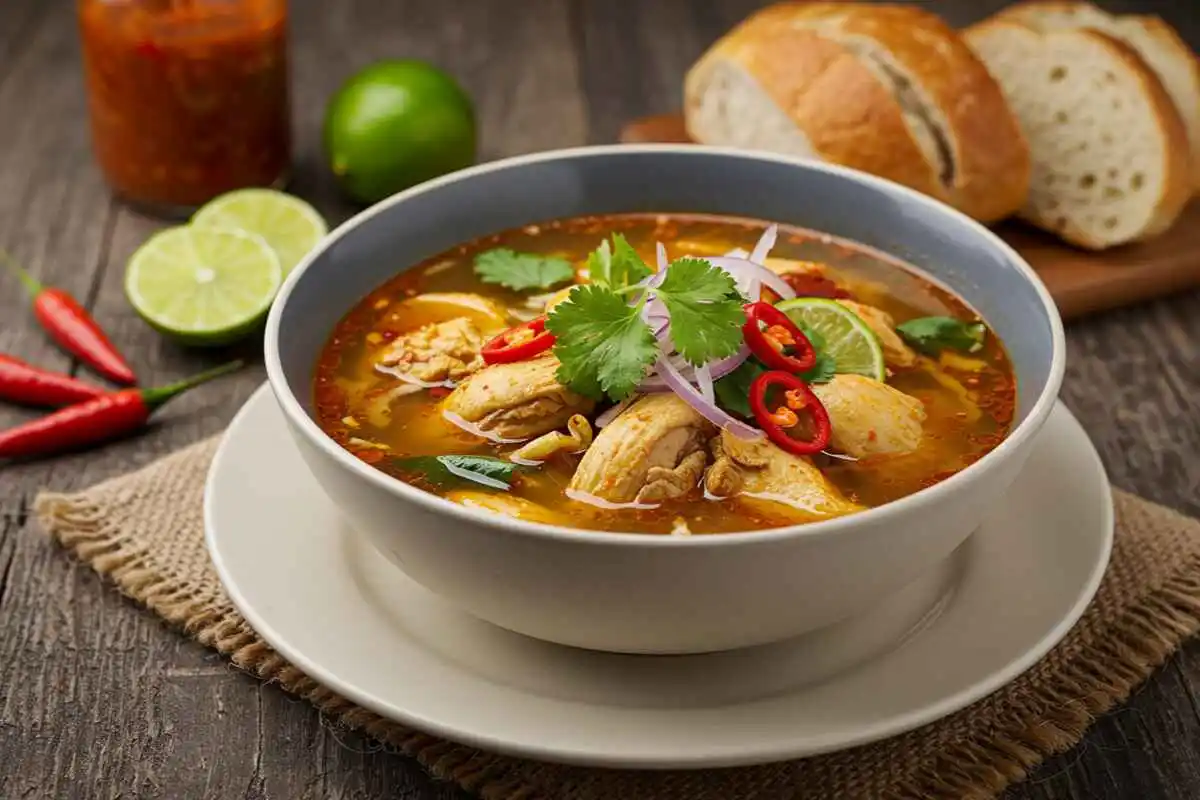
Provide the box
[965,19,1191,249]
[995,2,1200,193]
[685,3,1030,223]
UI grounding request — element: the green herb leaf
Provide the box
[587,233,651,291]
[714,359,766,418]
[801,351,836,384]
[546,285,658,401]
[393,454,522,490]
[473,248,575,292]
[653,257,747,365]
[896,316,987,355]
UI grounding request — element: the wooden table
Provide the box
[1,0,1198,797]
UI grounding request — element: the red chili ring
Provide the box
[481,317,555,365]
[742,301,817,373]
[748,370,831,456]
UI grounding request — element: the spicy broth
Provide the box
[314,214,1016,534]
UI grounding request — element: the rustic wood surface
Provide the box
[0,0,1197,798]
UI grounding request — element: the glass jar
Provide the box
[78,0,291,216]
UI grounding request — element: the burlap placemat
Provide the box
[32,435,1200,800]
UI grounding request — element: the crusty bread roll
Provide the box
[965,19,1191,249]
[995,1,1200,193]
[684,3,1031,223]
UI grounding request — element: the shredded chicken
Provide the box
[569,394,714,504]
[704,430,863,521]
[378,316,486,383]
[441,355,595,441]
[446,491,566,525]
[812,374,926,458]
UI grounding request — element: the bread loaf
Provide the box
[995,1,1200,193]
[965,19,1191,249]
[684,3,1030,223]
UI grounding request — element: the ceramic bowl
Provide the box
[264,145,1065,654]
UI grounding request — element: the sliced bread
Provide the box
[965,19,1191,249]
[995,1,1200,193]
[684,3,1030,223]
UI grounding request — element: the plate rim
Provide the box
[204,383,1113,769]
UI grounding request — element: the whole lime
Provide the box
[323,60,476,204]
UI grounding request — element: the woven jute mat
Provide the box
[33,435,1200,800]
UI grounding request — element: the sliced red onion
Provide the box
[656,241,668,272]
[695,362,715,405]
[750,224,778,264]
[724,247,749,258]
[656,355,762,440]
[595,395,636,428]
[639,343,750,390]
[701,256,795,302]
[375,363,456,389]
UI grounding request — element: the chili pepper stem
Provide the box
[142,360,244,411]
[0,249,45,297]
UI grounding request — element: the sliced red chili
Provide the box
[742,302,816,373]
[749,370,831,456]
[481,317,555,365]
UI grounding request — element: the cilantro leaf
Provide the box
[587,233,651,290]
[393,455,521,490]
[546,285,658,401]
[653,258,747,365]
[714,359,765,418]
[474,248,575,292]
[801,352,836,384]
[896,316,986,355]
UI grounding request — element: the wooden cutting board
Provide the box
[620,113,1200,320]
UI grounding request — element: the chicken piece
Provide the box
[378,316,487,384]
[403,292,509,328]
[812,374,926,458]
[568,394,714,504]
[705,430,863,521]
[441,355,594,441]
[838,300,917,369]
[446,491,566,526]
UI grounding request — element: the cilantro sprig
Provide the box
[546,236,748,402]
[474,248,575,292]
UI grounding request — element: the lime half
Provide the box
[775,297,886,381]
[192,189,327,275]
[125,227,282,346]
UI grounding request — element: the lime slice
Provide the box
[192,189,327,275]
[775,297,886,381]
[125,226,282,346]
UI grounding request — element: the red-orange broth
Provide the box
[314,214,1016,535]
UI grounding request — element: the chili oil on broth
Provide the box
[313,213,1017,535]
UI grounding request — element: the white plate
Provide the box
[205,385,1112,769]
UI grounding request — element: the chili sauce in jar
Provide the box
[78,0,291,215]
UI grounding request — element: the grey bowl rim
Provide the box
[263,143,1067,549]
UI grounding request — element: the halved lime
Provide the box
[775,297,886,381]
[125,227,282,346]
[192,189,327,275]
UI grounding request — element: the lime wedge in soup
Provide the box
[775,297,886,381]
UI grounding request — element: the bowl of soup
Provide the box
[265,145,1063,654]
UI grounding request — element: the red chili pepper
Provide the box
[749,370,831,456]
[742,302,817,373]
[2,250,137,385]
[781,273,853,300]
[0,354,105,407]
[0,360,242,460]
[481,317,555,365]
